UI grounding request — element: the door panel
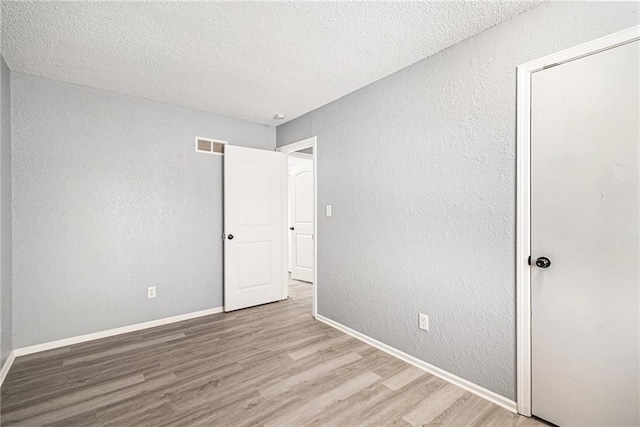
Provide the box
[295,234,314,269]
[237,241,272,289]
[531,40,639,426]
[238,161,270,225]
[295,172,313,222]
[290,163,314,282]
[224,145,286,311]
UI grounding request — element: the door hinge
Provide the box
[528,256,531,266]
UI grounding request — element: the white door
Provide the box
[289,163,314,282]
[224,145,287,311]
[531,40,639,426]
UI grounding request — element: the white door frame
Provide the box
[515,25,639,417]
[276,137,318,318]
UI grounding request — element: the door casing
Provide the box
[276,137,318,318]
[515,25,640,417]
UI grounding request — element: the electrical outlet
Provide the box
[148,286,156,299]
[419,313,429,331]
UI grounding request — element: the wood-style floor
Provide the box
[1,280,545,426]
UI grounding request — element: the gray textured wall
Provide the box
[11,73,275,348]
[1,56,12,364]
[276,1,639,400]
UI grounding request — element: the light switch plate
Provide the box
[325,205,332,217]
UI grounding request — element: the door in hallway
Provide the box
[530,40,639,426]
[289,160,314,283]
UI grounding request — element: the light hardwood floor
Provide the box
[1,281,546,426]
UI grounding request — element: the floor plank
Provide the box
[382,365,427,391]
[0,280,545,426]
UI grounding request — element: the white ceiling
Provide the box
[1,1,543,125]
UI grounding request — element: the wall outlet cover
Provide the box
[419,313,429,331]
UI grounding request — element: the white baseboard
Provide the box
[12,306,224,359]
[13,307,222,357]
[0,350,17,387]
[315,314,517,414]
[1,306,223,388]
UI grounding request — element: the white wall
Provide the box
[276,1,639,400]
[0,55,12,364]
[11,73,275,348]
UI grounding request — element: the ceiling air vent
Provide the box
[195,137,227,155]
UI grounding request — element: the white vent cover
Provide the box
[195,137,227,155]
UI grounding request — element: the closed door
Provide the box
[224,145,287,311]
[531,40,639,426]
[289,163,314,282]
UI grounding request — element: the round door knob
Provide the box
[289,227,295,230]
[535,257,551,269]
[227,234,234,240]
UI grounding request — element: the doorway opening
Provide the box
[276,137,317,318]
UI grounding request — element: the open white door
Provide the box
[224,145,287,312]
[289,163,314,282]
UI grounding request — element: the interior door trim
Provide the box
[515,25,640,417]
[276,136,318,318]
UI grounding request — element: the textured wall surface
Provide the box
[2,1,541,124]
[0,55,11,364]
[277,1,639,400]
[11,73,275,348]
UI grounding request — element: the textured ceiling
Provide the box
[2,1,543,125]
